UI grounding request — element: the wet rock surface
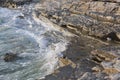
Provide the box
[0,0,120,80]
[40,35,110,80]
[4,53,18,62]
[33,0,120,80]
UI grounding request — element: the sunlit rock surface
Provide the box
[0,0,120,80]
[33,0,120,80]
[35,0,120,42]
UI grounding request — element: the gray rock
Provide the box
[35,0,120,42]
[90,46,120,79]
[0,0,32,8]
[78,72,108,80]
[41,65,76,80]
[34,0,120,79]
[109,73,120,80]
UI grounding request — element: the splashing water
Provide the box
[0,7,73,80]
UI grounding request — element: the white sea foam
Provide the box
[0,6,73,80]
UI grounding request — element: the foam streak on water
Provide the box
[0,7,73,80]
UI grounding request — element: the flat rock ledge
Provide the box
[34,0,120,80]
[34,0,120,43]
[0,0,120,80]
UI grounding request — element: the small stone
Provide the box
[92,66,103,72]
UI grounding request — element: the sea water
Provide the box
[0,6,73,80]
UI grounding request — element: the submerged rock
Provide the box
[4,53,17,62]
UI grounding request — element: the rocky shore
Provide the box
[35,0,120,79]
[0,0,120,80]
